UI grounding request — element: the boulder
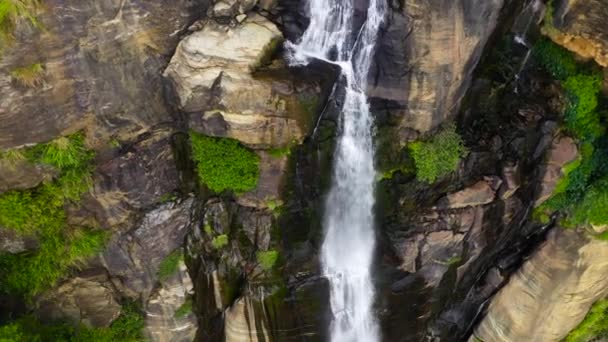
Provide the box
[145,261,197,342]
[437,180,497,209]
[471,229,608,342]
[0,228,38,254]
[101,198,195,299]
[37,272,121,328]
[164,16,315,148]
[0,158,56,194]
[545,0,608,67]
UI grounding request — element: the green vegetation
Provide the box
[256,250,279,271]
[268,145,292,158]
[157,249,183,281]
[409,125,467,183]
[203,223,213,235]
[211,234,228,249]
[174,298,193,319]
[0,0,41,48]
[0,134,103,298]
[190,132,260,194]
[0,302,145,341]
[565,298,608,342]
[10,62,44,87]
[532,38,608,231]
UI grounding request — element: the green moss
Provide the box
[0,302,144,341]
[409,125,467,183]
[250,36,283,72]
[268,146,292,158]
[565,298,608,342]
[256,250,279,271]
[0,134,102,298]
[203,223,213,235]
[10,62,44,87]
[0,0,41,49]
[190,132,260,194]
[211,234,228,249]
[174,298,193,319]
[157,249,183,282]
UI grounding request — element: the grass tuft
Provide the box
[256,250,278,271]
[0,0,41,49]
[211,234,228,249]
[10,62,44,87]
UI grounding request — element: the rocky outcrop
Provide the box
[437,178,499,209]
[0,228,38,254]
[546,0,608,67]
[535,135,578,206]
[77,129,182,229]
[164,15,318,149]
[145,261,197,342]
[0,0,206,150]
[370,0,508,132]
[102,198,195,299]
[471,228,608,342]
[0,158,56,194]
[37,271,121,328]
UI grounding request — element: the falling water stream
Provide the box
[286,0,386,341]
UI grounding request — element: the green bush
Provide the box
[256,250,279,271]
[409,125,467,183]
[0,303,144,342]
[565,299,608,342]
[532,37,578,80]
[563,74,603,140]
[157,249,183,281]
[190,132,259,193]
[565,177,608,227]
[0,133,101,297]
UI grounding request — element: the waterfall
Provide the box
[286,0,386,341]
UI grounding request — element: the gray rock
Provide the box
[37,272,121,328]
[535,136,578,206]
[0,228,38,254]
[102,198,195,299]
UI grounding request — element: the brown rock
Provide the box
[438,180,496,209]
[471,229,608,342]
[37,272,121,328]
[536,136,579,206]
[545,0,608,67]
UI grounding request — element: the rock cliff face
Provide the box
[369,0,507,132]
[2,0,608,341]
[471,228,608,342]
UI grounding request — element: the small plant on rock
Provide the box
[409,125,467,183]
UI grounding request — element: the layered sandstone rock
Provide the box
[545,0,608,67]
[370,0,507,132]
[471,229,608,342]
[0,0,206,150]
[164,15,312,149]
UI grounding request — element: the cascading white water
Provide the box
[286,0,386,341]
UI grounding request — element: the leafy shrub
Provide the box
[0,133,101,297]
[532,37,578,80]
[409,125,467,183]
[256,250,279,271]
[157,249,183,282]
[565,299,608,342]
[565,177,608,227]
[211,234,228,249]
[0,303,144,341]
[563,74,603,140]
[190,132,259,193]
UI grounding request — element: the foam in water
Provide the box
[286,0,387,341]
